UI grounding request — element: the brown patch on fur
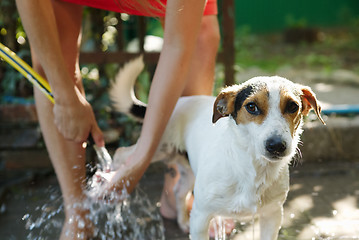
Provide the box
[235,88,269,125]
[300,86,326,125]
[280,89,302,136]
[212,85,241,123]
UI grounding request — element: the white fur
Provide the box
[110,59,322,240]
[158,96,290,239]
[109,56,145,121]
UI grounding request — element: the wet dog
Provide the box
[109,57,325,239]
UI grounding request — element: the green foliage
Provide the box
[0,48,32,103]
[235,26,289,72]
[115,115,142,146]
[0,0,32,102]
[146,18,164,37]
[234,25,359,75]
[135,70,151,103]
[1,64,24,95]
[285,15,308,29]
[1,3,359,146]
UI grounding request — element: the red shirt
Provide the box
[61,0,217,16]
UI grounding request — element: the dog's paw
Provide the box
[177,206,190,233]
[178,217,190,233]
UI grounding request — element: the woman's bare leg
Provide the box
[182,15,220,96]
[31,1,92,239]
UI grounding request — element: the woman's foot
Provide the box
[60,206,94,240]
[159,165,235,236]
[160,165,180,220]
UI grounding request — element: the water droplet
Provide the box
[78,232,85,239]
[72,165,80,170]
[78,219,85,229]
[22,214,29,221]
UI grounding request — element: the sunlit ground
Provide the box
[231,163,359,240]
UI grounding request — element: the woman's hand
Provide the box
[93,145,151,199]
[53,86,104,147]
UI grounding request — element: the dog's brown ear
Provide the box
[300,86,326,125]
[212,86,240,123]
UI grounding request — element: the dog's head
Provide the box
[212,76,325,161]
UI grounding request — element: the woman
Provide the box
[15,0,219,238]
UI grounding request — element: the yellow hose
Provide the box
[0,42,54,103]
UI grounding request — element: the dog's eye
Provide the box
[245,102,260,115]
[286,101,299,114]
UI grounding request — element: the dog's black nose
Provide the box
[266,136,287,157]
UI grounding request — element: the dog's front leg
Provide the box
[259,203,283,240]
[189,201,212,240]
[174,157,195,233]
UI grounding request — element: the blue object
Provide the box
[322,105,359,115]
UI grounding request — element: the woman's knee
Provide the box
[52,0,83,70]
[197,15,220,55]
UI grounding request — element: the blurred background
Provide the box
[0,0,359,239]
[1,0,358,144]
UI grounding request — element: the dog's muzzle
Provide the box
[265,136,287,159]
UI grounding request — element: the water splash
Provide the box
[22,188,64,239]
[22,145,165,239]
[22,182,165,239]
[85,178,165,240]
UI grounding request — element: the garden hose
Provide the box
[0,42,113,170]
[0,42,54,103]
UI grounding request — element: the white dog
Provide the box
[109,57,325,240]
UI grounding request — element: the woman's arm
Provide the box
[15,0,104,146]
[108,0,207,193]
[139,0,207,154]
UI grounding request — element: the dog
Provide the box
[109,56,326,239]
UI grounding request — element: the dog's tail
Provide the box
[109,55,147,121]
